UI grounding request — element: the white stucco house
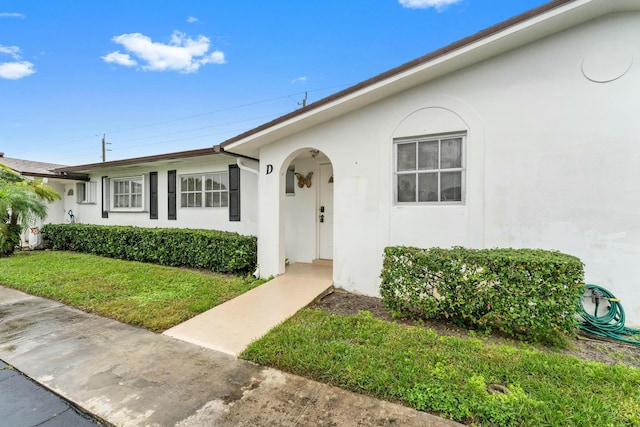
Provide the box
[0,152,86,246]
[55,0,640,325]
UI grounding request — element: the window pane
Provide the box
[220,173,228,190]
[213,176,221,191]
[441,138,462,169]
[195,177,202,191]
[132,195,141,208]
[221,192,228,207]
[77,183,86,202]
[418,173,438,202]
[213,192,221,208]
[285,166,295,194]
[397,174,416,202]
[205,193,213,207]
[188,193,194,207]
[441,172,462,201]
[181,177,188,192]
[181,194,187,207]
[418,141,438,170]
[205,176,213,191]
[397,143,416,171]
[195,193,202,207]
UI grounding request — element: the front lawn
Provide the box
[0,251,264,332]
[242,309,640,426]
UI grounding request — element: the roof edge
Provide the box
[220,0,580,149]
[56,147,258,173]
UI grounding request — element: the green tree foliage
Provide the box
[0,164,61,256]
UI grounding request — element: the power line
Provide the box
[16,82,354,161]
[95,83,351,137]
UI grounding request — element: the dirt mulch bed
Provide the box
[309,289,640,369]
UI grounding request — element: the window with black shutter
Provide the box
[101,176,109,218]
[149,171,158,219]
[228,164,240,221]
[168,170,177,220]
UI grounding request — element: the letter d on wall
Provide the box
[266,164,273,174]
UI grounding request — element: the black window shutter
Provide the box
[229,164,240,222]
[168,170,177,220]
[101,176,109,218]
[149,172,158,220]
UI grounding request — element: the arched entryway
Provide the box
[280,148,334,267]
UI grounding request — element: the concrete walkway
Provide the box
[164,262,333,356]
[0,286,463,427]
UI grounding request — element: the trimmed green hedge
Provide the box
[380,246,584,345]
[41,223,257,274]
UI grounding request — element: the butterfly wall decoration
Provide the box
[294,172,313,188]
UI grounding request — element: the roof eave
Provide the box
[55,147,258,174]
[20,171,89,181]
[221,0,627,158]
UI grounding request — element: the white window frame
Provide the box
[394,133,466,205]
[180,172,229,209]
[110,175,145,212]
[76,181,97,204]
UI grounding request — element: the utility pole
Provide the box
[101,134,111,162]
[298,91,308,108]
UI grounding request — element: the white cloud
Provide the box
[0,45,21,59]
[103,30,225,73]
[291,76,307,84]
[398,0,461,11]
[186,16,198,23]
[0,12,25,18]
[101,51,137,67]
[0,44,35,79]
[0,61,35,79]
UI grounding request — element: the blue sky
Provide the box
[1,0,548,166]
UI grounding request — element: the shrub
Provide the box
[380,246,584,345]
[41,223,257,274]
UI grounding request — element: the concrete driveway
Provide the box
[0,286,462,426]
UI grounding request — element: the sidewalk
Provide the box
[0,286,463,427]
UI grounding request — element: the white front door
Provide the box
[318,163,333,260]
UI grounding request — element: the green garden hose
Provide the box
[579,284,640,345]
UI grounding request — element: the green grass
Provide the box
[242,309,640,426]
[0,251,265,332]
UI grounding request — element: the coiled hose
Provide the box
[580,284,640,345]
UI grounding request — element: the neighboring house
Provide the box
[0,152,85,244]
[54,148,259,236]
[57,0,640,325]
[0,152,85,246]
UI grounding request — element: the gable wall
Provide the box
[257,11,640,324]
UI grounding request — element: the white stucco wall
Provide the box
[255,12,640,325]
[65,156,258,236]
